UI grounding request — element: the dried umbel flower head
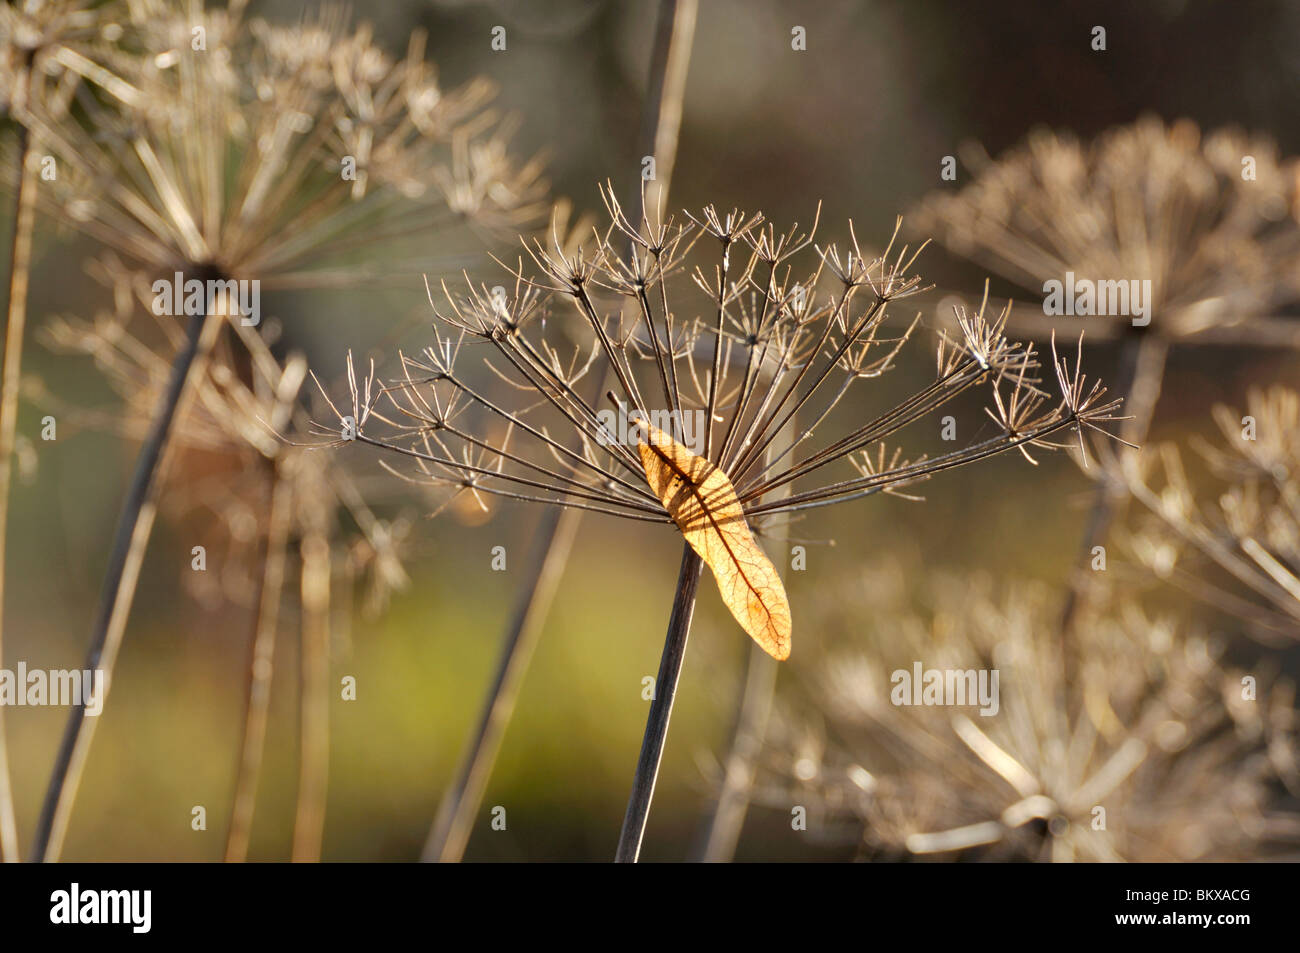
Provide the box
[321,186,1129,658]
[760,572,1297,862]
[911,116,1300,347]
[1119,386,1300,643]
[19,0,548,286]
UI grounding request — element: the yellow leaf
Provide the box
[637,421,792,660]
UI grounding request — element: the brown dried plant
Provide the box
[318,188,1130,860]
[757,568,1298,862]
[421,0,698,865]
[1118,386,1300,645]
[1,0,145,863]
[911,116,1300,351]
[11,0,546,862]
[36,253,412,862]
[910,116,1300,652]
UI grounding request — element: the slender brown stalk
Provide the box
[420,506,580,861]
[420,0,696,863]
[637,0,696,229]
[0,120,37,865]
[292,530,332,862]
[225,464,293,862]
[697,639,777,861]
[615,543,703,863]
[31,272,224,862]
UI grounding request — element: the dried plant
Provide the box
[1118,386,1300,644]
[911,116,1300,645]
[0,0,144,863]
[1,1,136,123]
[319,189,1129,860]
[758,569,1298,862]
[16,0,544,862]
[422,0,698,865]
[35,254,411,862]
[911,116,1300,350]
[24,2,547,283]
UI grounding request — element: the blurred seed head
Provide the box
[758,569,1298,861]
[37,254,411,615]
[15,1,549,286]
[912,116,1300,345]
[1120,385,1300,643]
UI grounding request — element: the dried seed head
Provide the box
[758,570,1297,861]
[324,197,1129,531]
[18,3,547,286]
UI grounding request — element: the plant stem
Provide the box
[419,0,696,863]
[225,463,292,862]
[0,122,37,865]
[421,504,580,861]
[615,542,703,863]
[636,0,696,220]
[291,529,331,862]
[31,267,224,862]
[696,640,778,861]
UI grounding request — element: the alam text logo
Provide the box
[0,664,104,715]
[152,271,261,326]
[597,407,707,455]
[1043,272,1153,326]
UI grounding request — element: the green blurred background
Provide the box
[5,0,1300,861]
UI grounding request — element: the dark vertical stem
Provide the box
[31,264,224,862]
[421,0,696,863]
[615,543,703,863]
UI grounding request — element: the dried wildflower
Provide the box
[23,1,547,285]
[1119,386,1300,642]
[0,0,150,864]
[41,256,409,605]
[331,191,1123,534]
[912,116,1300,640]
[22,2,540,863]
[320,187,1128,860]
[912,116,1300,348]
[759,571,1297,862]
[36,254,410,862]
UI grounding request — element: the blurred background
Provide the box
[4,0,1300,861]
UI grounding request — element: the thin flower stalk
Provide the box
[0,131,37,866]
[0,0,146,865]
[422,0,697,864]
[38,257,412,860]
